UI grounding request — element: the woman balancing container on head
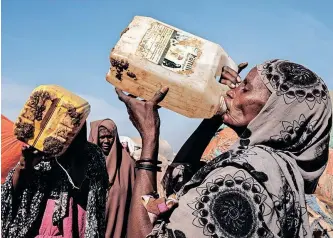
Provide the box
[88,119,135,238]
[1,85,109,238]
[116,60,332,238]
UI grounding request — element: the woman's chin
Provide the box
[222,116,239,129]
[222,114,230,124]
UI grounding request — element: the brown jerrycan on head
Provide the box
[14,85,91,157]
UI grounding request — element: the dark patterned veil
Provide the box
[157,60,332,238]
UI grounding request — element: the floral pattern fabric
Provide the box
[146,60,332,238]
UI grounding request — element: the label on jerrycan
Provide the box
[136,22,203,75]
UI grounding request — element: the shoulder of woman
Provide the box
[223,146,283,177]
[121,148,136,164]
[193,148,288,194]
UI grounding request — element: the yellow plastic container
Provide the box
[106,16,238,118]
[14,85,90,156]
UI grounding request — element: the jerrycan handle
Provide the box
[215,54,239,79]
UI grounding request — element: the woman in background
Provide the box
[89,119,135,238]
[120,136,140,158]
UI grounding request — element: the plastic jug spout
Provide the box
[216,95,228,116]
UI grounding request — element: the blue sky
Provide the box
[2,0,333,151]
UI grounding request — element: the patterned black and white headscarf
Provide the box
[253,59,331,192]
[153,60,332,238]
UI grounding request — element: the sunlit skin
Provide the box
[223,67,271,134]
[98,126,115,156]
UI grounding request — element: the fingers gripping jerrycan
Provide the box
[106,16,238,118]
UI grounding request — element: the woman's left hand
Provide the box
[116,87,169,141]
[219,62,248,89]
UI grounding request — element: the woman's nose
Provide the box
[226,89,235,98]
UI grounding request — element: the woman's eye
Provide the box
[242,84,249,92]
[241,80,250,92]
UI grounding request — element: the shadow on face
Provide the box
[222,67,271,133]
[98,126,115,156]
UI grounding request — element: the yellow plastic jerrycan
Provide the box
[14,85,90,156]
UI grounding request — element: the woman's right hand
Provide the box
[219,62,248,89]
[116,87,169,141]
[19,145,44,170]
